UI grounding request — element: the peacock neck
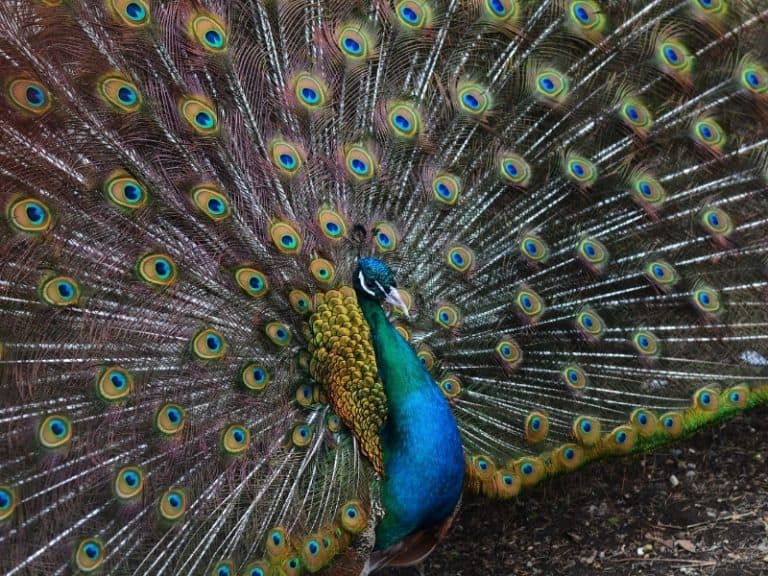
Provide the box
[356,295,430,403]
[356,291,465,550]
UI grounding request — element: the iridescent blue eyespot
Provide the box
[207,197,224,214]
[155,403,186,435]
[123,470,139,487]
[154,258,171,278]
[401,6,418,22]
[489,0,506,16]
[266,321,292,347]
[195,111,213,128]
[350,158,367,175]
[206,335,221,351]
[26,204,45,223]
[190,14,228,53]
[470,455,495,478]
[0,489,11,509]
[301,87,318,103]
[507,164,522,179]
[110,372,127,390]
[74,537,105,572]
[644,260,678,292]
[166,407,181,423]
[192,328,227,360]
[122,184,140,202]
[118,86,137,105]
[124,2,148,24]
[657,40,693,76]
[343,37,362,54]
[293,72,327,109]
[114,465,144,500]
[665,46,679,64]
[84,543,100,559]
[57,281,74,300]
[205,30,223,48]
[393,114,411,130]
[462,93,480,110]
[222,424,251,455]
[701,125,713,140]
[50,418,66,436]
[26,85,46,107]
[432,173,462,205]
[279,154,296,169]
[9,79,52,114]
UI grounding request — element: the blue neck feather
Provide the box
[357,294,465,550]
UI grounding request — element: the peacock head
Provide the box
[354,257,410,317]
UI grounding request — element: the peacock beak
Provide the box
[385,287,410,318]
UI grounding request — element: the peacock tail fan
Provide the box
[0,0,767,574]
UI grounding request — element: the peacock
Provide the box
[1,0,767,574]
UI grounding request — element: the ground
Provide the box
[383,409,768,576]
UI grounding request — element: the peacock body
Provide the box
[1,0,767,574]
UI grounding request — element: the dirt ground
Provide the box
[382,408,768,576]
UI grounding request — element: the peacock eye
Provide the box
[357,271,377,297]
